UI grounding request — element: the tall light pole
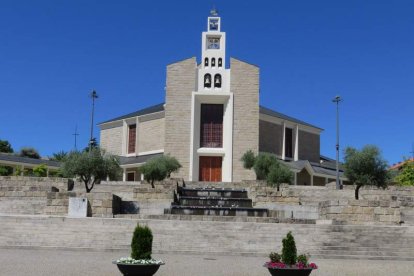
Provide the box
[332,95,343,190]
[89,90,98,152]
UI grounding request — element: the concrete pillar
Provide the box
[135,117,139,155]
[122,168,126,182]
[46,168,49,177]
[311,174,314,186]
[21,166,25,176]
[282,121,286,160]
[294,124,299,161]
[294,172,297,185]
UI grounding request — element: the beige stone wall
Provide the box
[230,58,259,181]
[298,130,320,163]
[164,57,197,180]
[138,117,165,153]
[259,120,283,156]
[100,123,123,156]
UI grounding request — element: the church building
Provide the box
[98,11,345,185]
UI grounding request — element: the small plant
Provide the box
[131,224,153,260]
[264,231,317,274]
[33,164,47,177]
[269,252,281,263]
[297,254,309,266]
[282,231,297,265]
[241,150,256,169]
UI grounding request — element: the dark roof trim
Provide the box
[260,106,323,130]
[99,103,165,125]
[0,153,61,168]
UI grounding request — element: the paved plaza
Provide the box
[0,248,413,276]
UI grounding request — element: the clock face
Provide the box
[209,18,219,31]
[207,37,220,49]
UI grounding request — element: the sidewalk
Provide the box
[0,248,413,276]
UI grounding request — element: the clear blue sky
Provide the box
[0,0,413,165]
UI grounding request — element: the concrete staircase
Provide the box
[166,186,268,217]
[0,214,413,261]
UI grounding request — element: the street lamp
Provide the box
[332,95,343,190]
[89,90,99,152]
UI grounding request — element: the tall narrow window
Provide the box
[211,58,216,67]
[204,74,211,88]
[214,74,222,88]
[128,124,136,154]
[285,128,293,158]
[218,58,222,67]
[200,104,223,148]
[204,58,209,67]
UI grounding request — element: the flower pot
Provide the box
[113,261,164,276]
[266,267,313,276]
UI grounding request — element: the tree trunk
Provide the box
[355,184,362,200]
[151,180,155,189]
[277,184,280,192]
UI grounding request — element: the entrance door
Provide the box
[199,156,222,182]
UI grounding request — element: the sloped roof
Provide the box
[259,106,322,130]
[99,102,321,130]
[0,153,61,168]
[118,153,163,165]
[99,103,165,125]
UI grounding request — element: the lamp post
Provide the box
[89,90,98,152]
[332,95,343,190]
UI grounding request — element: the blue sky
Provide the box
[0,0,413,165]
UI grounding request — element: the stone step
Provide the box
[167,206,269,217]
[178,187,248,199]
[178,196,253,208]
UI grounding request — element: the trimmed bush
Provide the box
[281,231,297,265]
[241,150,256,169]
[131,224,153,260]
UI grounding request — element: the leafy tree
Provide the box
[0,166,13,176]
[267,162,294,191]
[0,140,13,153]
[281,231,297,266]
[241,150,256,169]
[61,148,121,193]
[33,164,47,177]
[395,160,414,186]
[343,145,390,200]
[19,147,41,159]
[131,224,153,260]
[140,155,181,188]
[253,153,279,180]
[50,150,68,162]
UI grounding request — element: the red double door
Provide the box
[199,156,222,182]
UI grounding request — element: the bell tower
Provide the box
[198,9,227,91]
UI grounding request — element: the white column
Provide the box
[282,121,286,160]
[135,117,139,155]
[21,166,25,176]
[121,120,127,155]
[122,168,126,182]
[294,124,299,161]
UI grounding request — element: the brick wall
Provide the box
[230,58,259,181]
[164,57,197,180]
[259,120,283,156]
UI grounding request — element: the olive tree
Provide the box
[343,145,390,200]
[61,148,121,193]
[19,147,40,159]
[140,155,181,188]
[241,151,293,190]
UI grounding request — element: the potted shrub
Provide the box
[113,224,164,276]
[264,231,317,276]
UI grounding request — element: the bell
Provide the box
[215,78,220,84]
[205,78,210,84]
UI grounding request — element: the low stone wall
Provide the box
[320,199,401,225]
[45,192,121,217]
[0,176,73,193]
[133,182,175,215]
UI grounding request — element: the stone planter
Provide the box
[113,261,164,276]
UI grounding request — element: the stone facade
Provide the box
[298,130,320,163]
[231,58,259,181]
[259,120,283,156]
[138,117,165,154]
[164,57,197,180]
[100,122,123,156]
